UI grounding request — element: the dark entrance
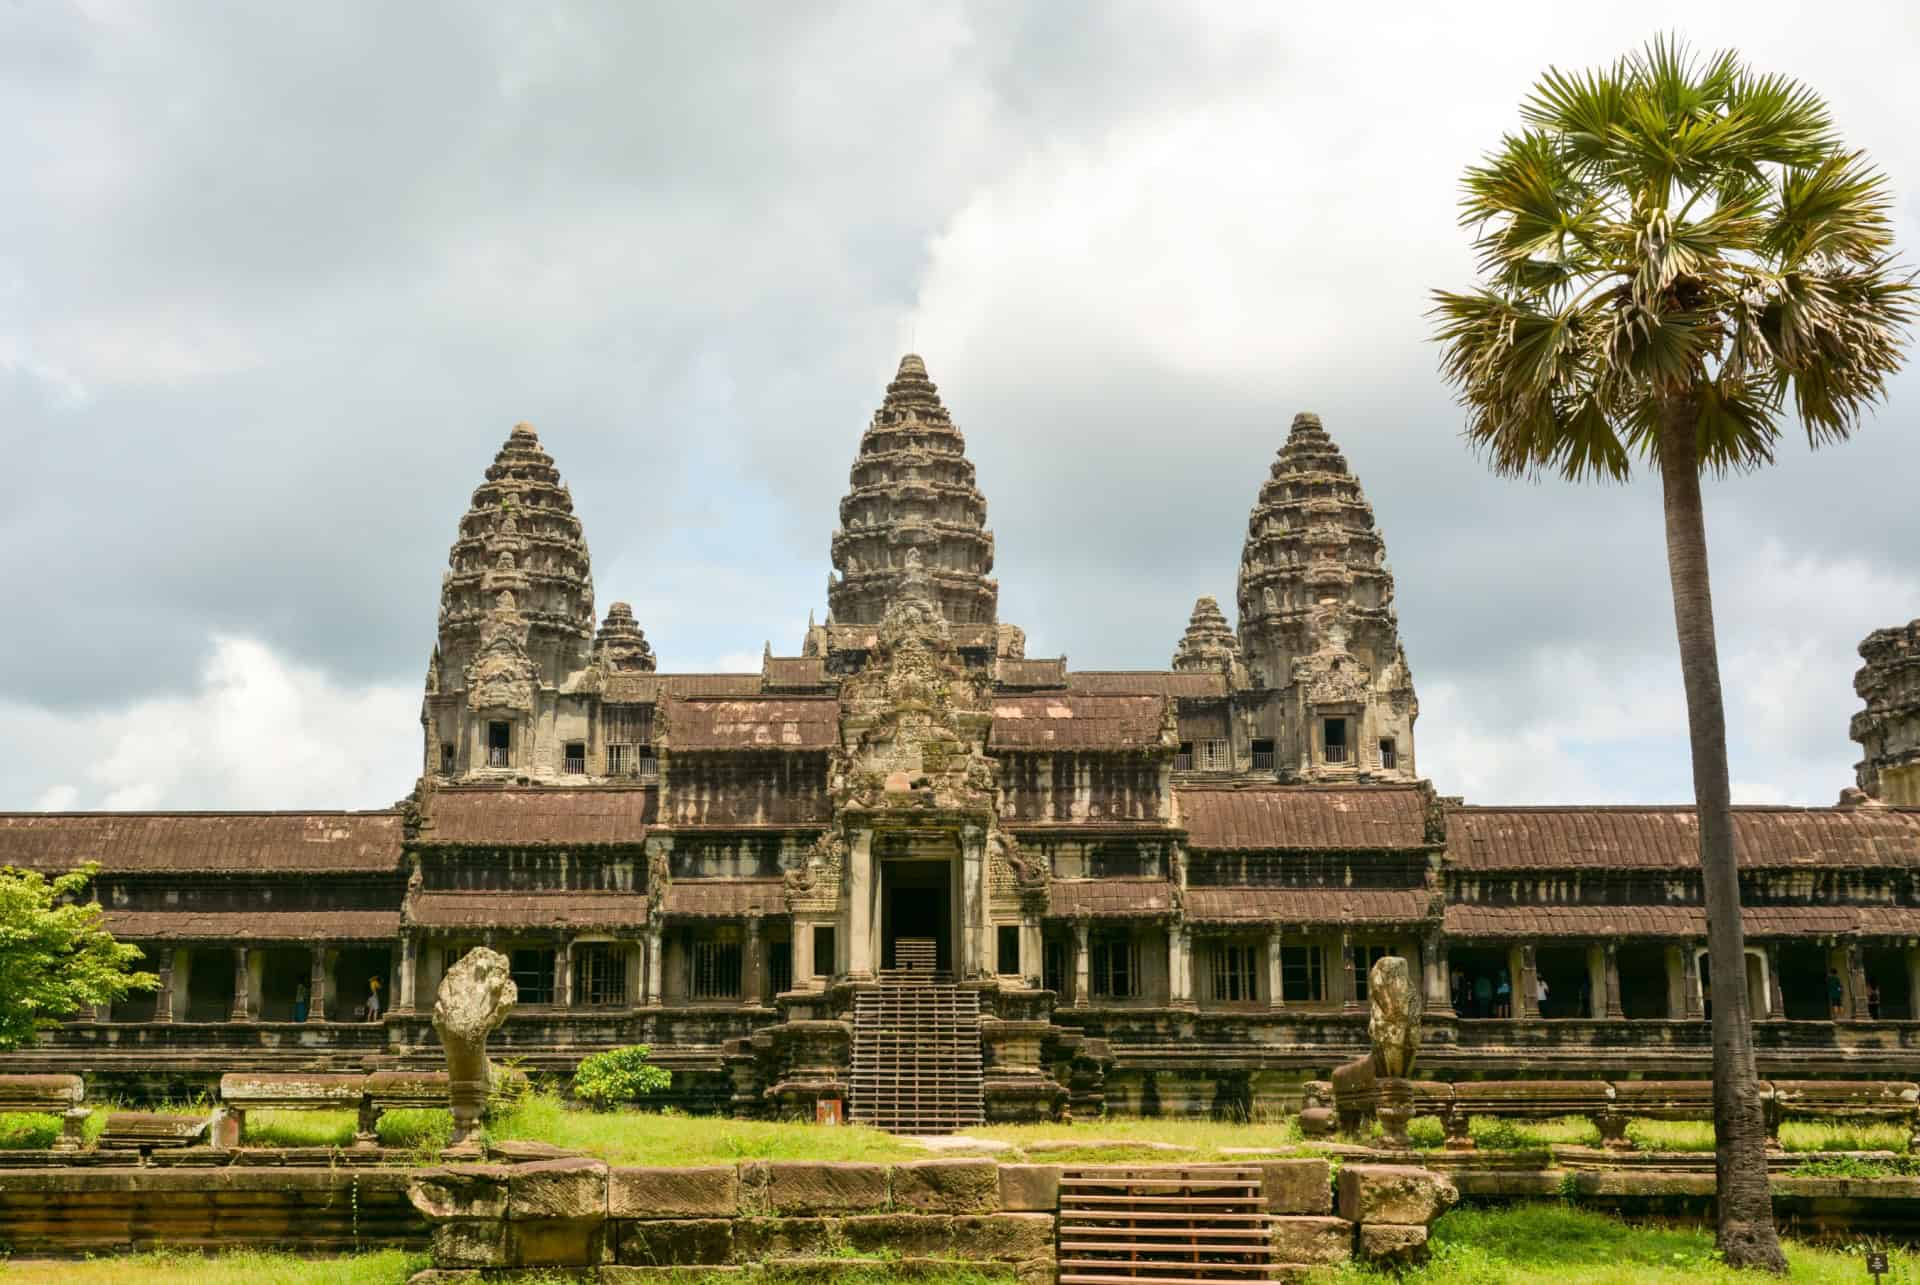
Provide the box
[1449,946,1512,1018]
[881,859,951,974]
[184,949,236,1022]
[1535,946,1592,1018]
[332,946,391,1021]
[257,947,311,1021]
[1864,948,1911,1019]
[1617,944,1669,1019]
[1778,943,1830,1021]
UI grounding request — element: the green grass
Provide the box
[1326,1205,1916,1283]
[0,1249,427,1284]
[238,1107,452,1152]
[1394,1114,1912,1154]
[482,1093,921,1165]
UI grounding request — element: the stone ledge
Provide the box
[610,1164,738,1218]
[891,1159,1000,1213]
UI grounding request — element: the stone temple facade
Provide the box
[4,354,1918,1121]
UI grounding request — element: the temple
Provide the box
[4,354,1917,1124]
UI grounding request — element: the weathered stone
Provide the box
[409,1164,512,1221]
[1258,1159,1333,1215]
[892,1160,1000,1213]
[609,1165,739,1218]
[601,1269,746,1282]
[950,1213,1054,1260]
[730,1216,834,1260]
[997,1164,1062,1213]
[488,1139,579,1162]
[753,1162,891,1214]
[1367,955,1420,1079]
[507,1157,610,1220]
[509,1216,608,1268]
[431,1218,509,1268]
[616,1218,734,1266]
[1357,1222,1429,1266]
[1269,1215,1353,1265]
[1337,1164,1458,1227]
[840,1213,955,1256]
[432,946,517,1152]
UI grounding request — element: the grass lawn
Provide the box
[1328,1205,1916,1283]
[484,1093,921,1165]
[0,1249,427,1284]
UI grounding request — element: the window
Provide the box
[1091,934,1140,999]
[1281,945,1325,1003]
[1045,940,1068,996]
[564,742,586,775]
[1174,741,1195,771]
[440,742,456,773]
[487,721,512,768]
[1209,942,1261,1004]
[1323,718,1347,764]
[690,935,742,1000]
[606,743,630,775]
[811,925,836,977]
[997,925,1021,976]
[637,746,660,781]
[1352,945,1394,1002]
[768,941,792,996]
[1379,740,1397,770]
[573,943,627,1007]
[1251,738,1276,771]
[510,948,556,1005]
[1198,739,1230,772]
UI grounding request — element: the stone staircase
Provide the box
[1057,1165,1278,1284]
[849,975,983,1134]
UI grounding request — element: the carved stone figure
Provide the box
[432,946,518,1152]
[1367,954,1421,1079]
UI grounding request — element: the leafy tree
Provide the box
[1431,37,1912,1271]
[0,864,157,1050]
[571,1044,672,1109]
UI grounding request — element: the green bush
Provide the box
[570,1044,671,1109]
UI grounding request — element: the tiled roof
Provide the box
[420,788,650,847]
[1068,671,1230,699]
[763,657,830,689]
[1178,786,1431,851]
[660,879,786,918]
[665,697,839,752]
[997,658,1068,689]
[989,694,1168,751]
[1046,877,1173,918]
[662,674,767,698]
[1444,903,1920,938]
[0,812,403,874]
[1446,806,1920,871]
[1184,887,1436,925]
[407,891,649,930]
[103,908,401,941]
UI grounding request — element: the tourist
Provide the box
[1451,968,1467,1014]
[1537,976,1549,1015]
[1828,968,1845,1018]
[293,982,308,1023]
[1495,971,1511,1019]
[1473,973,1492,1018]
[366,976,383,1022]
[1868,979,1881,1020]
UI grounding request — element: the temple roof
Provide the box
[406,891,649,931]
[1446,805,1920,871]
[988,694,1169,751]
[417,787,651,847]
[1445,902,1920,939]
[660,879,786,918]
[1068,671,1231,699]
[0,812,403,874]
[1184,887,1435,925]
[1177,784,1432,851]
[103,908,401,941]
[827,355,999,629]
[1047,876,1173,918]
[664,697,840,752]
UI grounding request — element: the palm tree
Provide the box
[1432,37,1911,1271]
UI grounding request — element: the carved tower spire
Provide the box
[1851,617,1920,804]
[1236,413,1416,781]
[1171,596,1242,674]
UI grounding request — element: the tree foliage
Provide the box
[0,863,157,1051]
[570,1044,672,1109]
[1432,35,1913,479]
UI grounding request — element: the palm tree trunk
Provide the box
[1656,401,1787,1273]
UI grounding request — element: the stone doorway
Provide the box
[183,949,236,1022]
[256,947,312,1022]
[881,858,952,975]
[1449,946,1511,1018]
[1863,947,1911,1019]
[1777,944,1830,1020]
[1616,944,1669,1019]
[1534,946,1592,1018]
[331,946,390,1021]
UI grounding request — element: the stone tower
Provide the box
[423,423,596,779]
[827,355,999,629]
[1852,617,1920,805]
[1236,413,1416,781]
[1171,596,1243,678]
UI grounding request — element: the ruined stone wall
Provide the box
[994,753,1164,823]
[662,753,831,828]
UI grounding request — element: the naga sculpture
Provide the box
[433,946,518,1153]
[1330,954,1423,1147]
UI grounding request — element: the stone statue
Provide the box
[432,946,518,1153]
[1366,954,1421,1078]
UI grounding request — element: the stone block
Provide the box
[507,1157,610,1220]
[409,1164,512,1221]
[997,1164,1062,1213]
[431,1218,509,1268]
[616,1217,735,1266]
[1258,1158,1333,1214]
[1357,1222,1429,1266]
[609,1165,739,1218]
[601,1269,745,1282]
[731,1215,834,1260]
[1269,1215,1353,1265]
[509,1217,609,1268]
[951,1212,1054,1260]
[754,1161,891,1214]
[840,1213,955,1256]
[1336,1164,1457,1226]
[892,1160,1001,1213]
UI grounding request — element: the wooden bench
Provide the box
[0,1074,88,1152]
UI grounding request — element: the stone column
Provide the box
[154,947,175,1023]
[793,919,815,987]
[1682,947,1703,1020]
[394,935,417,1016]
[961,825,989,981]
[1021,916,1043,987]
[1340,933,1359,1013]
[1169,926,1195,1010]
[230,946,252,1022]
[847,830,876,981]
[1266,928,1285,1011]
[644,927,664,1005]
[1419,932,1446,1016]
[1763,944,1785,1021]
[555,938,573,1007]
[1847,944,1871,1020]
[1433,935,1454,1017]
[1071,919,1090,1009]
[1907,947,1920,1022]
[1603,942,1624,1019]
[744,916,765,1004]
[310,948,331,1023]
[1518,944,1539,1019]
[1584,945,1606,1020]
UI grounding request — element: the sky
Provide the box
[3,1,1917,814]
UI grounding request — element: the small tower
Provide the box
[1852,617,1920,805]
[1236,413,1416,781]
[1171,596,1242,676]
[591,602,657,674]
